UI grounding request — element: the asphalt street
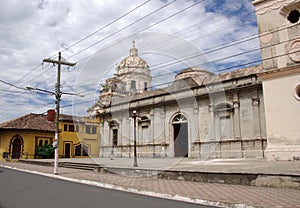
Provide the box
[0,167,216,208]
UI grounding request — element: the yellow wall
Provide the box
[59,118,99,158]
[0,118,100,161]
[0,130,54,160]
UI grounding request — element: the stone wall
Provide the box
[98,68,267,160]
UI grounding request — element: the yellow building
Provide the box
[59,114,99,158]
[0,113,55,160]
[0,110,99,160]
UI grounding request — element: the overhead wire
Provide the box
[68,0,206,62]
[73,22,298,96]
[58,0,211,92]
[21,40,300,116]
[4,1,151,93]
[148,22,298,76]
[24,0,181,92]
[61,0,152,52]
[29,0,255,91]
[2,0,292,118]
[66,0,178,59]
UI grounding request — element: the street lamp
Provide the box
[132,110,138,167]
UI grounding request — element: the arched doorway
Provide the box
[172,114,188,157]
[11,137,23,159]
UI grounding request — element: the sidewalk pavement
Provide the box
[1,158,300,207]
[21,157,300,175]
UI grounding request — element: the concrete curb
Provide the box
[19,160,300,189]
[1,164,231,208]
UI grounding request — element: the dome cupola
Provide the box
[116,41,152,94]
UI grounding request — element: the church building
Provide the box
[88,0,300,161]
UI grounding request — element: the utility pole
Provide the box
[43,52,76,175]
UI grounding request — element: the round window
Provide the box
[293,83,300,101]
[287,10,300,24]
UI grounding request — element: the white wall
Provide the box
[262,70,300,160]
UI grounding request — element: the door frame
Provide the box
[172,114,189,157]
[64,142,73,158]
[9,135,24,159]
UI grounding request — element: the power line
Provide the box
[0,2,288,118]
[26,47,300,117]
[0,102,55,123]
[61,0,152,52]
[10,63,42,87]
[68,0,206,61]
[71,22,298,96]
[147,23,298,76]
[0,0,258,118]
[57,0,210,91]
[0,79,27,90]
[6,1,151,92]
[14,1,175,91]
[23,0,255,90]
[67,0,177,59]
[151,34,298,79]
[72,3,259,72]
[75,32,299,97]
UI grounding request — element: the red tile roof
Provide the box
[0,113,55,132]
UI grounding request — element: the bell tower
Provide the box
[253,0,300,70]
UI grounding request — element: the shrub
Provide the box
[36,144,54,159]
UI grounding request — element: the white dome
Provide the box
[117,41,149,70]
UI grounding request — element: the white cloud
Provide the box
[0,0,260,123]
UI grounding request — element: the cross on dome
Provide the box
[130,40,138,56]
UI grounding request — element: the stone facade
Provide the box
[88,44,267,159]
[87,0,300,161]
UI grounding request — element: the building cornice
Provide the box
[253,0,299,15]
[258,65,300,80]
[252,0,268,6]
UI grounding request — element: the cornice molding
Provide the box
[253,0,299,15]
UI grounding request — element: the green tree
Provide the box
[36,144,54,159]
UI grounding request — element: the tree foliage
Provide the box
[36,144,54,159]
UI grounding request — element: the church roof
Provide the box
[131,65,263,101]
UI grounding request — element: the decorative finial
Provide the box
[130,40,138,56]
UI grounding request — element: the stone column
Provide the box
[252,97,262,139]
[150,111,154,157]
[161,105,166,157]
[208,103,215,141]
[233,100,241,139]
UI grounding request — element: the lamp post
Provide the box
[132,110,138,167]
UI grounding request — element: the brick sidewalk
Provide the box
[1,161,300,208]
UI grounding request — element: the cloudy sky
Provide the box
[0,0,261,123]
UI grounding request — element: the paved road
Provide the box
[0,167,215,208]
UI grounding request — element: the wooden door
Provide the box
[12,138,21,159]
[173,123,188,157]
[64,143,71,158]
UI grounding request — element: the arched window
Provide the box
[172,114,187,124]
